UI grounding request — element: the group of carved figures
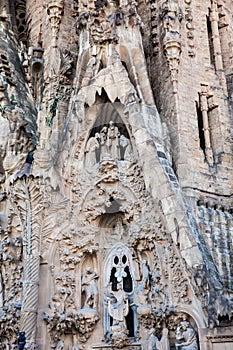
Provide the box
[77,0,140,45]
[79,255,199,349]
[147,321,198,350]
[46,245,199,349]
[85,121,135,167]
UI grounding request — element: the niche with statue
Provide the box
[104,244,137,348]
[84,102,135,169]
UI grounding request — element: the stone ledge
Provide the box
[92,343,142,349]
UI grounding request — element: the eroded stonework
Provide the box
[0,0,232,349]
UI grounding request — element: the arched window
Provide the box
[104,244,137,341]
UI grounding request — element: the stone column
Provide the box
[20,255,40,349]
[19,181,41,349]
[209,0,227,92]
[200,84,213,165]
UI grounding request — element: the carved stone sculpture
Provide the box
[85,122,135,166]
[55,339,64,350]
[140,259,151,290]
[119,134,134,162]
[107,285,129,328]
[148,327,170,350]
[85,134,100,168]
[148,327,158,350]
[107,284,130,348]
[81,267,99,309]
[158,328,170,350]
[107,121,120,160]
[0,0,232,349]
[175,321,198,350]
[160,0,183,33]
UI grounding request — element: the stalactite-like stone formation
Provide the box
[197,200,233,290]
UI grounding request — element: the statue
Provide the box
[148,328,170,350]
[55,340,64,350]
[107,121,120,159]
[85,133,100,167]
[107,284,129,328]
[106,283,130,346]
[157,328,170,350]
[81,266,99,309]
[140,259,151,290]
[175,321,198,350]
[148,328,158,350]
[119,134,134,161]
[160,0,183,33]
[100,126,111,161]
[17,332,26,350]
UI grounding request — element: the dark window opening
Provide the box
[110,267,118,291]
[106,198,120,214]
[123,266,132,292]
[126,306,134,337]
[122,255,127,264]
[207,15,215,66]
[196,102,206,152]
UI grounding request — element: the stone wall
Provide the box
[0,0,232,349]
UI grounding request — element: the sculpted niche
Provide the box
[104,244,136,347]
[85,120,135,168]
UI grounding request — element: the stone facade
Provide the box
[0,0,232,349]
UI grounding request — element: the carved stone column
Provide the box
[17,179,41,349]
[20,255,40,349]
[47,0,64,48]
[209,0,227,92]
[160,0,183,93]
[163,35,181,93]
[199,83,213,165]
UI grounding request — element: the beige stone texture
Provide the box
[0,0,232,349]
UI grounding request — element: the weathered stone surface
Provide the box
[0,0,232,349]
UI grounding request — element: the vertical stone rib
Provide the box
[19,179,41,346]
[226,212,233,290]
[20,255,40,343]
[218,209,231,289]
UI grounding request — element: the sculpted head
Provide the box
[180,321,190,330]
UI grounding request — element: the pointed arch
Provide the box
[104,243,136,288]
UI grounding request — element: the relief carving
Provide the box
[175,321,198,350]
[107,284,130,348]
[160,0,183,93]
[46,0,64,48]
[147,327,170,350]
[85,121,134,168]
[76,0,141,46]
[103,244,136,346]
[0,0,231,348]
[81,267,99,310]
[160,0,183,34]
